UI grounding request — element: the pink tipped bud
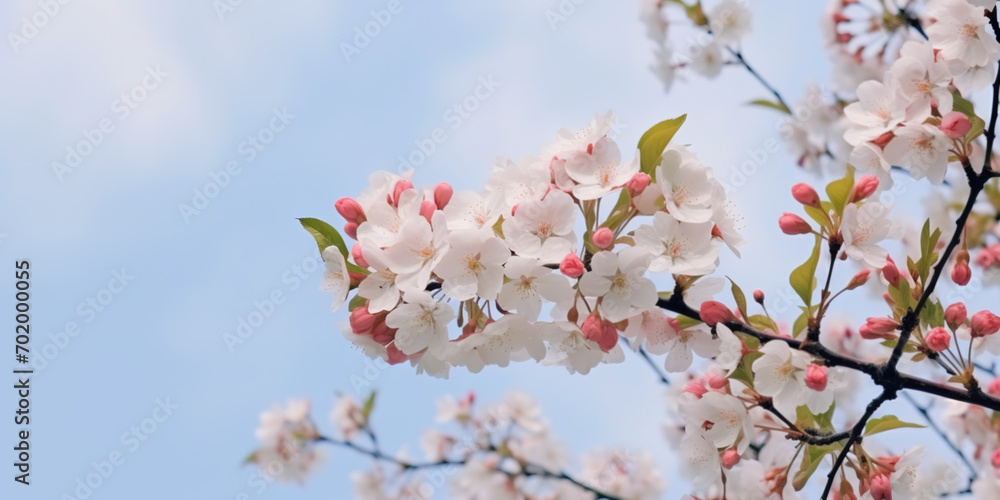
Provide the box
[971,311,1000,337]
[952,262,971,286]
[851,175,880,202]
[847,269,871,290]
[706,372,729,390]
[683,381,708,398]
[433,182,453,209]
[988,378,1000,398]
[804,364,829,391]
[385,343,409,365]
[391,179,414,206]
[351,242,369,268]
[721,449,741,469]
[882,259,901,287]
[940,111,972,139]
[349,306,376,335]
[581,313,617,352]
[591,227,614,249]
[753,289,765,304]
[700,301,737,327]
[992,449,1000,469]
[945,303,967,330]
[335,197,366,223]
[560,253,585,278]
[344,222,359,240]
[865,317,901,335]
[976,249,997,268]
[925,327,951,353]
[779,212,812,235]
[626,172,651,197]
[872,130,895,149]
[419,200,437,222]
[870,474,892,500]
[791,183,821,207]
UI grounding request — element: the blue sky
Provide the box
[1,1,982,499]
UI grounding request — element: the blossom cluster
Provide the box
[248,392,666,500]
[315,111,745,378]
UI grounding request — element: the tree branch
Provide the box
[317,436,625,500]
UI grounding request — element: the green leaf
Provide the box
[299,217,349,260]
[361,391,377,420]
[863,415,924,436]
[243,450,258,464]
[790,235,822,308]
[637,115,687,178]
[676,314,703,330]
[728,350,764,387]
[348,294,366,312]
[825,166,855,216]
[803,205,832,229]
[794,444,840,490]
[814,401,836,431]
[795,405,816,429]
[792,308,810,339]
[728,277,748,320]
[747,314,778,336]
[749,98,791,115]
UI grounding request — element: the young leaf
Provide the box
[637,115,687,178]
[825,166,855,216]
[749,98,791,115]
[299,217,350,260]
[361,390,377,420]
[790,235,822,308]
[728,277,749,320]
[863,415,924,436]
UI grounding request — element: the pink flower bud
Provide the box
[391,179,414,206]
[882,259,901,287]
[992,448,1000,469]
[865,317,901,335]
[945,303,967,330]
[988,378,1000,398]
[753,289,765,303]
[683,381,708,398]
[591,227,614,249]
[560,253,585,278]
[419,200,437,222]
[700,301,737,327]
[851,175,880,202]
[779,212,812,235]
[869,474,892,500]
[706,372,729,390]
[847,269,871,290]
[925,327,951,353]
[791,183,821,207]
[335,197,366,223]
[385,343,409,365]
[976,249,997,268]
[940,111,972,139]
[721,449,741,469]
[626,172,651,197]
[872,130,894,149]
[433,182,453,209]
[371,321,395,345]
[581,314,617,352]
[344,222,359,240]
[351,242,368,268]
[971,311,1000,337]
[350,306,376,335]
[804,364,829,391]
[952,262,971,286]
